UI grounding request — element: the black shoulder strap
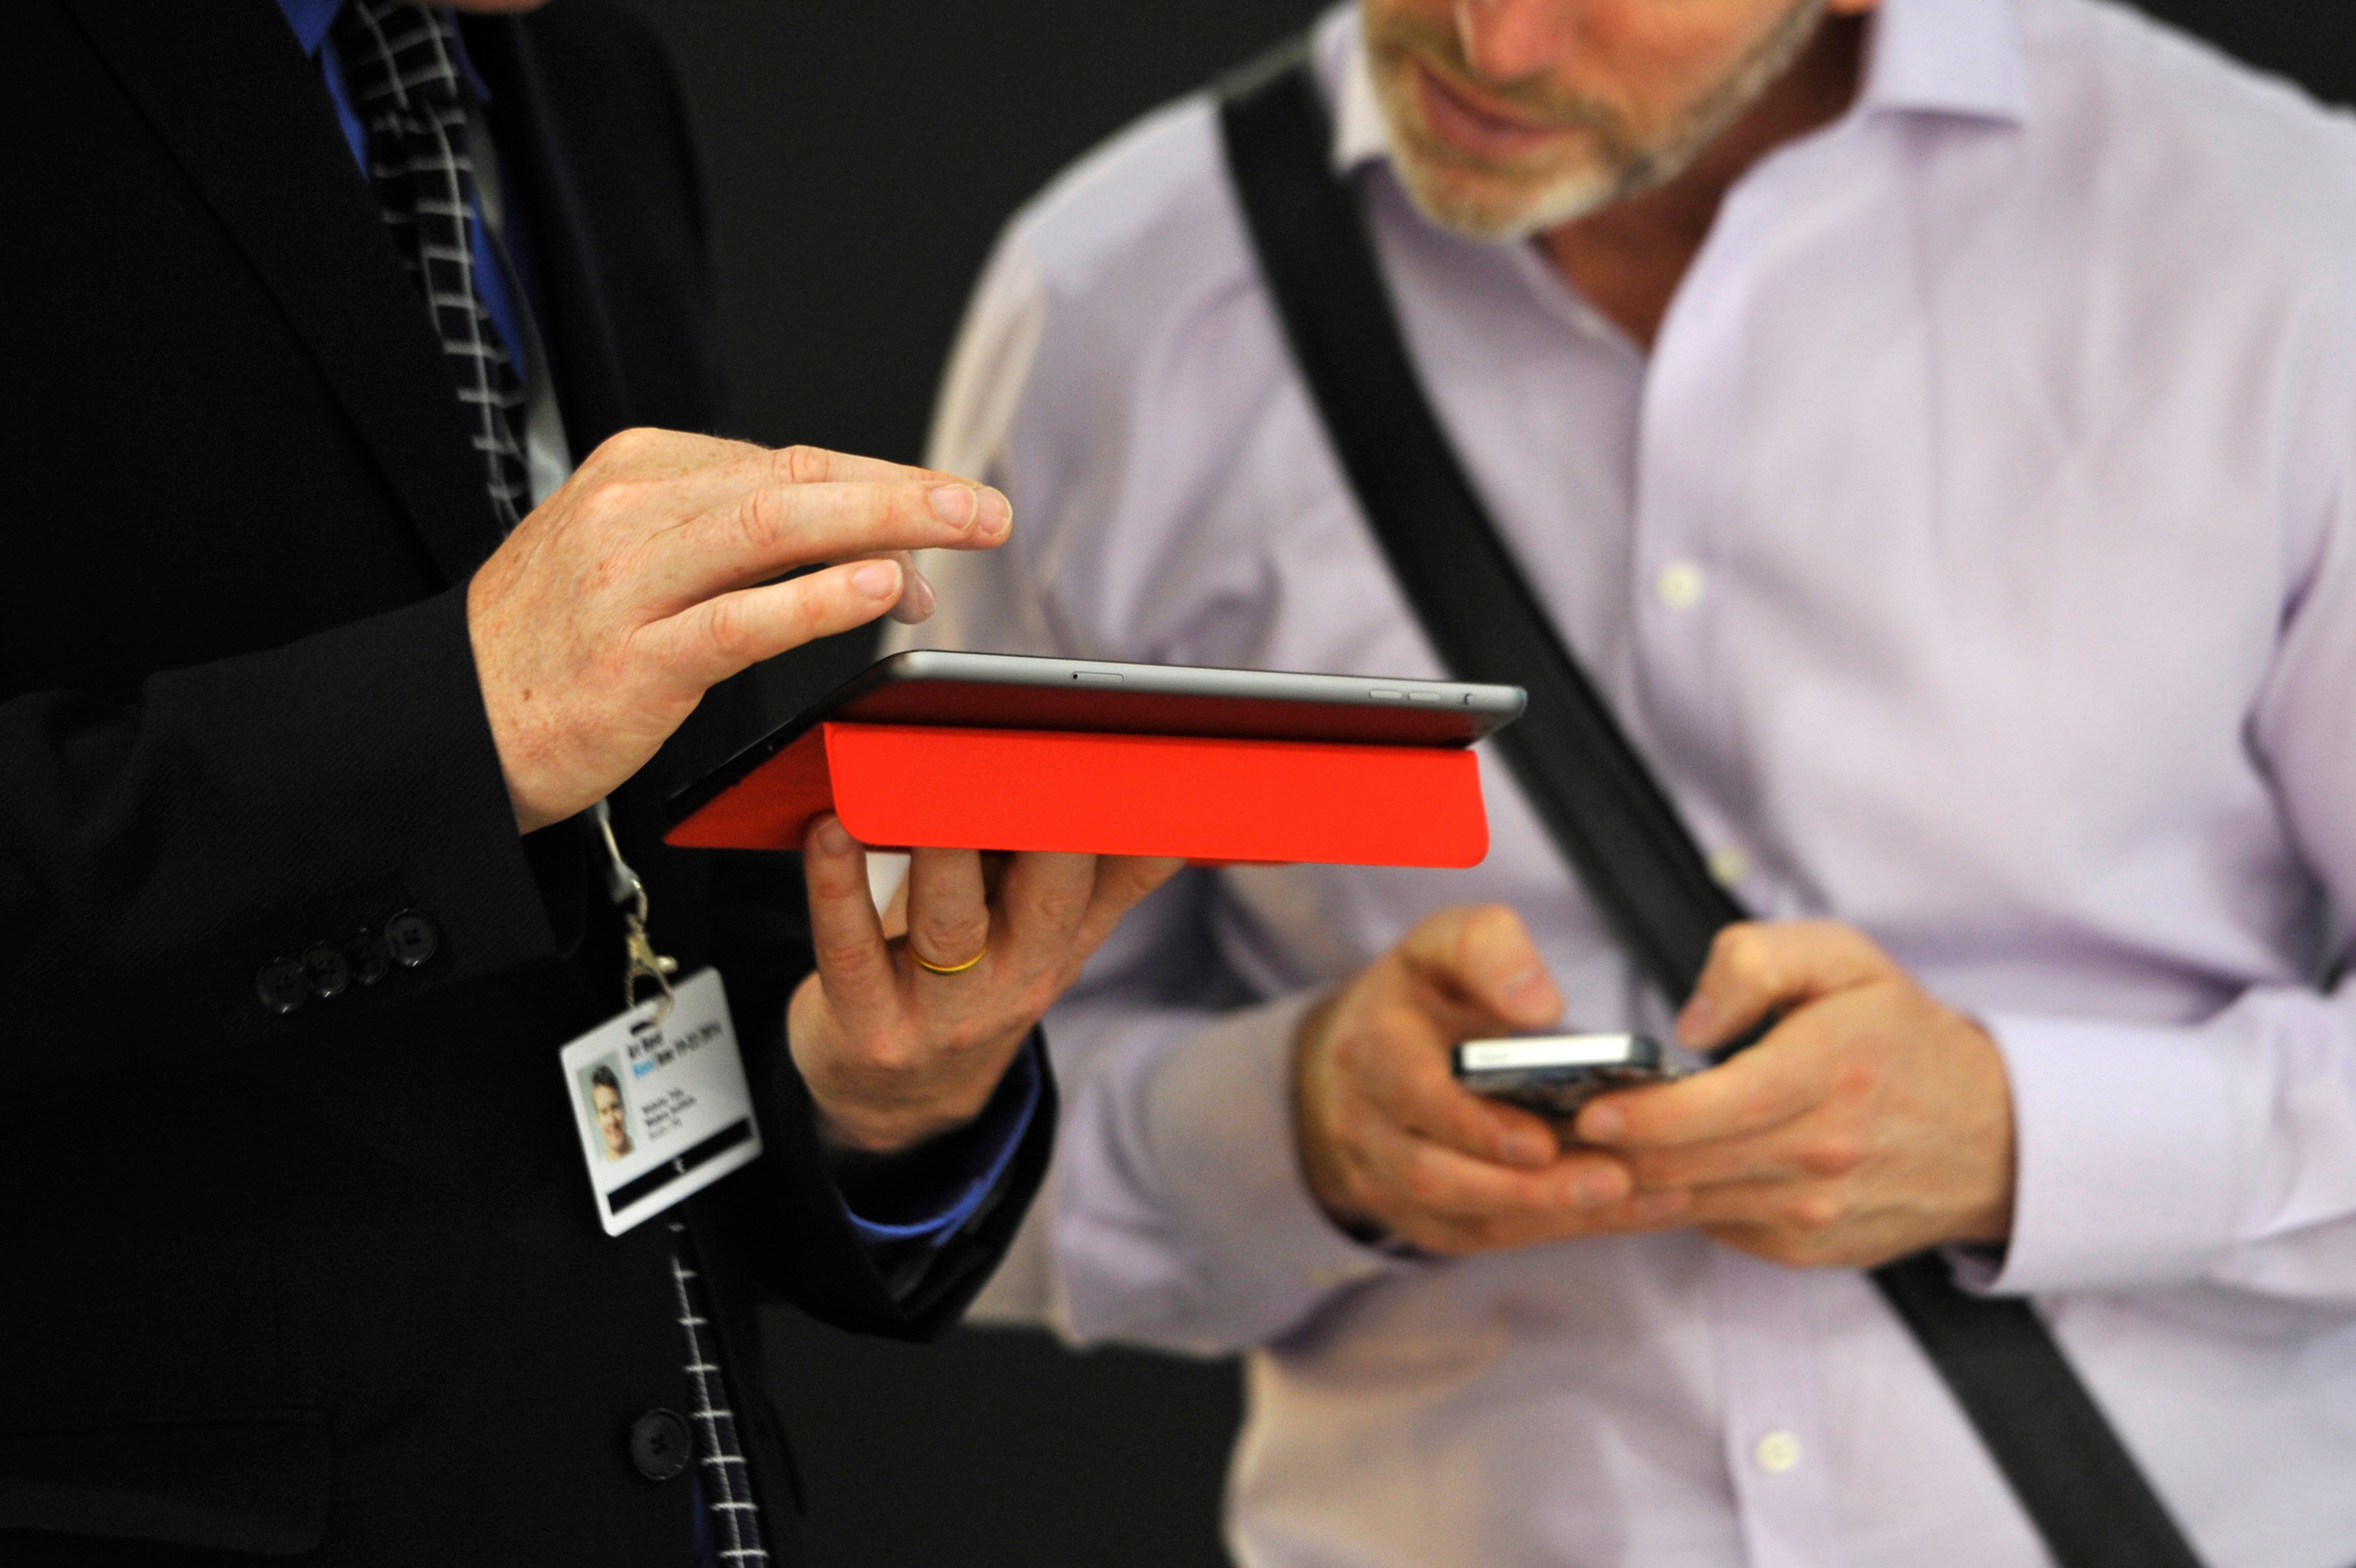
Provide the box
[1216,40,2205,1568]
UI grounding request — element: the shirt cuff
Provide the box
[836,1034,1044,1249]
[1137,991,1406,1299]
[1976,1009,2241,1294]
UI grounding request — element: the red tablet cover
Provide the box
[663,722,1488,868]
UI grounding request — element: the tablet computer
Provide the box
[664,649,1525,831]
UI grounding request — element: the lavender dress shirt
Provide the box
[896,1,2356,1562]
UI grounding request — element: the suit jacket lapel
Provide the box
[65,0,504,586]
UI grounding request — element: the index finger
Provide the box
[800,814,899,1030]
[646,478,1010,614]
[1332,997,1560,1169]
[1574,1018,1831,1150]
[569,432,987,538]
[1384,1049,1564,1170]
[765,442,977,489]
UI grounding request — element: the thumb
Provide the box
[1678,920,1891,1052]
[1398,904,1563,1031]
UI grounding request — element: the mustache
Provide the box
[1365,6,1637,152]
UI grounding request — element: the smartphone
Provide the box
[1451,1033,1696,1119]
[666,649,1527,829]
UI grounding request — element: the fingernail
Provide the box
[852,560,901,599]
[929,484,979,528]
[975,487,1012,538]
[1500,964,1552,1014]
[813,815,851,855]
[886,565,938,624]
[1578,1102,1626,1144]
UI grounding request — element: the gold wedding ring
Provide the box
[909,940,988,976]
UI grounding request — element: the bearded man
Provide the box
[898,0,2356,1563]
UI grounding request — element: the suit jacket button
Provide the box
[385,910,439,968]
[347,928,393,987]
[256,959,309,1014]
[302,942,351,999]
[629,1408,692,1481]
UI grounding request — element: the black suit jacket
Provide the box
[1,3,1049,1562]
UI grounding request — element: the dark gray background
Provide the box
[634,4,2355,1564]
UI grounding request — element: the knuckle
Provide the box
[852,1028,912,1078]
[1832,1057,1879,1100]
[696,594,759,665]
[1397,1154,1449,1210]
[916,907,990,955]
[1801,1133,1866,1177]
[1717,926,1774,987]
[594,426,660,468]
[779,444,829,485]
[1324,1026,1377,1089]
[733,483,797,558]
[1364,1000,1428,1048]
[1327,1016,1401,1084]
[1030,876,1091,929]
[1792,1189,1848,1230]
[1735,1082,1786,1128]
[1010,975,1062,1026]
[1458,902,1519,954]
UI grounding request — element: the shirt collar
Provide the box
[277,0,345,58]
[1858,0,2033,124]
[1328,0,2030,174]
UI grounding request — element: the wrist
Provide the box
[1947,1013,2019,1246]
[787,973,1024,1155]
[1290,992,1373,1232]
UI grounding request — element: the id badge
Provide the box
[560,967,764,1235]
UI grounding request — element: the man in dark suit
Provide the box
[3,1,1171,1562]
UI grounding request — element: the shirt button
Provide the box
[1706,845,1751,886]
[1655,560,1706,610]
[1753,1430,1802,1474]
[255,958,309,1015]
[628,1407,691,1482]
[302,942,351,1000]
[384,910,439,968]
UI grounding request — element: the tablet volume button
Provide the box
[1074,671,1124,684]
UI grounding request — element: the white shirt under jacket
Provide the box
[894,1,2356,1562]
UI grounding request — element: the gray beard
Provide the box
[1386,0,1833,243]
